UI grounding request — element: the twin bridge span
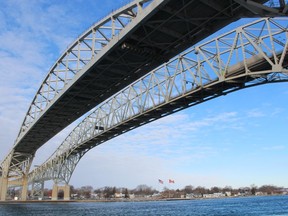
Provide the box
[0,0,287,201]
[6,16,288,201]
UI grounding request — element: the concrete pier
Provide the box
[52,184,70,201]
[0,177,8,201]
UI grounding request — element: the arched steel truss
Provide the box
[16,1,288,140]
[18,0,154,137]
[1,0,156,189]
[17,0,288,140]
[27,17,288,184]
[18,0,287,138]
[2,0,288,200]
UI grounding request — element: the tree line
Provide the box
[8,184,283,199]
[70,184,158,199]
[61,184,285,199]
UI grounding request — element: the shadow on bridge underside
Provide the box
[28,17,288,186]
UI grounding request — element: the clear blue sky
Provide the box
[0,0,287,190]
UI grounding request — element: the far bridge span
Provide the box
[0,0,287,201]
[24,17,288,200]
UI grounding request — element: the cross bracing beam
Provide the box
[27,17,288,184]
[235,0,288,15]
[1,0,287,200]
[31,181,44,199]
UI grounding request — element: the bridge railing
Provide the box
[28,17,288,183]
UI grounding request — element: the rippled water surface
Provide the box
[1,195,288,216]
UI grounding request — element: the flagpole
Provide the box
[168,179,175,198]
[158,179,164,195]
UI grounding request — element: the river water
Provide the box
[0,195,288,216]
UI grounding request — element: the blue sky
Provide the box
[0,0,288,190]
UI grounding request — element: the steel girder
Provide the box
[235,0,288,15]
[27,17,288,184]
[3,0,287,180]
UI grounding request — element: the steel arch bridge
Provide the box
[0,0,287,201]
[26,17,288,199]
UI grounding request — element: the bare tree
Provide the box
[124,188,129,198]
[210,186,221,193]
[133,184,155,196]
[80,185,93,198]
[183,185,194,194]
[194,186,208,195]
[103,187,114,198]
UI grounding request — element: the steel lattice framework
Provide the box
[18,0,288,140]
[4,0,286,165]
[1,0,158,193]
[27,17,288,185]
[19,0,288,140]
[1,0,155,199]
[1,0,288,201]
[19,0,154,137]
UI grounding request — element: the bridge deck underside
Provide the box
[70,52,288,156]
[14,0,266,163]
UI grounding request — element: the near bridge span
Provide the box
[0,0,287,201]
[19,17,288,200]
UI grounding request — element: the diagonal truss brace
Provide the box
[27,17,288,184]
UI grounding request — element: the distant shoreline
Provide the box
[0,194,285,204]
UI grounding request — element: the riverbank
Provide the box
[1,194,284,204]
[1,196,288,216]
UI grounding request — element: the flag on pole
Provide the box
[169,179,175,183]
[158,179,164,184]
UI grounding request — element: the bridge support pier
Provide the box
[51,184,58,201]
[20,175,28,201]
[63,185,70,201]
[51,184,57,201]
[0,176,2,198]
[52,184,70,201]
[0,176,8,201]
